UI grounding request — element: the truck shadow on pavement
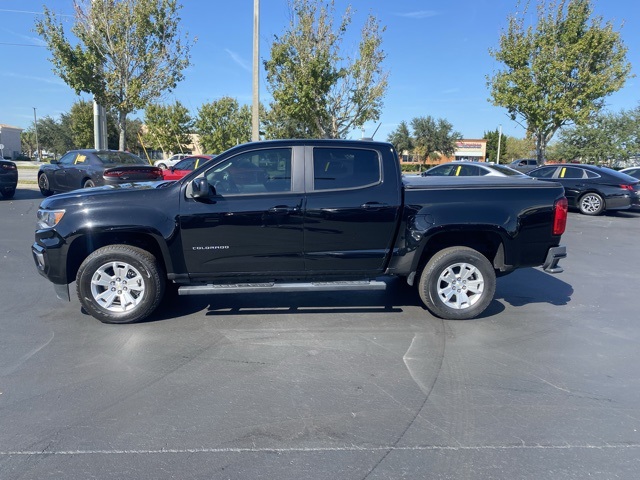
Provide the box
[149,269,572,323]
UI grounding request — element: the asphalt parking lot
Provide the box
[1,186,639,480]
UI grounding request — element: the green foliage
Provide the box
[483,129,508,163]
[387,121,413,154]
[387,117,460,164]
[195,97,252,153]
[487,0,632,163]
[555,107,640,164]
[144,101,193,155]
[263,0,388,139]
[20,129,38,157]
[411,116,461,164]
[35,0,193,150]
[35,116,74,155]
[503,136,536,162]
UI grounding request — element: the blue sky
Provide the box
[1,0,638,143]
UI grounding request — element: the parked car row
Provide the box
[37,150,163,196]
[0,159,18,199]
[421,161,640,216]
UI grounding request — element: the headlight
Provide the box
[37,209,66,229]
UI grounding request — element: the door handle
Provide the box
[268,205,299,214]
[360,202,388,209]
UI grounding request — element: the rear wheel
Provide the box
[38,173,54,196]
[83,179,96,188]
[578,192,604,215]
[1,188,15,199]
[76,245,165,324]
[418,246,496,320]
[157,163,167,169]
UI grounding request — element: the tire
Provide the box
[76,245,165,324]
[38,173,54,196]
[418,246,496,320]
[1,188,15,199]
[157,163,167,169]
[578,192,604,215]
[83,179,96,188]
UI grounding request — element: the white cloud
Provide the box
[225,49,251,72]
[395,10,439,19]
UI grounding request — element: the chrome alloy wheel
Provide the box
[579,194,602,214]
[435,262,485,310]
[90,261,146,312]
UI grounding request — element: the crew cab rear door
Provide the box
[303,145,402,274]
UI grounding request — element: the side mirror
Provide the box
[50,159,59,165]
[191,177,215,199]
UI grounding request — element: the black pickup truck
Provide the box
[32,139,567,324]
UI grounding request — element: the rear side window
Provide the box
[313,148,381,190]
[529,167,556,178]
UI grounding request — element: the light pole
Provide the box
[496,124,502,164]
[251,0,260,142]
[0,127,4,159]
[33,107,41,161]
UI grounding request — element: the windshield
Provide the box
[490,165,527,176]
[96,151,148,166]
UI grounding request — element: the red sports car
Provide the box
[162,155,217,180]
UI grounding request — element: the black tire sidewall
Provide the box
[76,245,165,324]
[38,173,53,196]
[419,247,496,320]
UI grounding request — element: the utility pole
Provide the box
[93,100,107,150]
[251,0,260,142]
[496,124,502,164]
[33,107,41,161]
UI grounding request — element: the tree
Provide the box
[387,121,413,155]
[36,116,74,156]
[144,101,193,156]
[264,0,388,139]
[554,109,638,164]
[21,129,38,157]
[484,129,509,163]
[35,0,193,151]
[195,97,252,153]
[487,0,632,163]
[411,116,461,165]
[504,136,536,162]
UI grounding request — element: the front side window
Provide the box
[313,148,381,190]
[205,148,292,195]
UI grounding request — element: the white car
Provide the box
[153,153,191,169]
[421,162,528,177]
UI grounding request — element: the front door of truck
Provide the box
[303,146,402,275]
[179,146,306,279]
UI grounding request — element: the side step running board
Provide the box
[178,280,387,296]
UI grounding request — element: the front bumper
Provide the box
[542,245,566,274]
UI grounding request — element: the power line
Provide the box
[0,42,46,47]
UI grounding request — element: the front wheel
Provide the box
[38,173,54,196]
[578,192,604,215]
[76,245,165,324]
[418,246,496,320]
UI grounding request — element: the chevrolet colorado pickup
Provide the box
[32,139,567,324]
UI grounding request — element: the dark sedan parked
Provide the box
[0,159,18,199]
[37,150,163,196]
[528,164,640,215]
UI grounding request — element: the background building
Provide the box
[0,124,23,160]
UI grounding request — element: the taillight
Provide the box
[553,197,568,235]
[1,163,16,170]
[620,184,634,191]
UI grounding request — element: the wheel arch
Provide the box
[65,231,169,284]
[414,229,505,279]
